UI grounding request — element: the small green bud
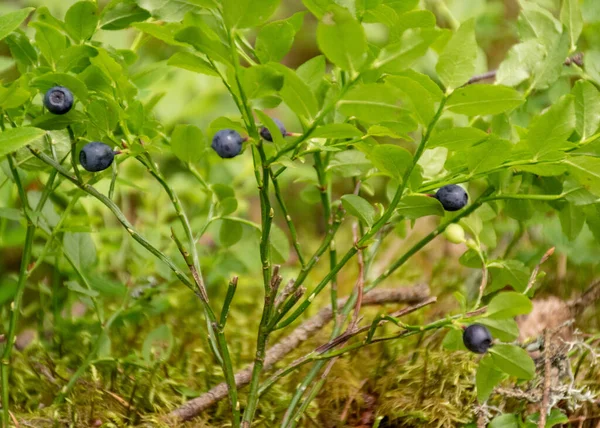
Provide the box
[444,223,466,244]
[466,238,479,251]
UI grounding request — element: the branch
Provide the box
[466,53,584,85]
[168,285,430,421]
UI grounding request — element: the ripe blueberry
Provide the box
[79,142,115,172]
[212,129,244,158]
[463,324,493,354]
[259,118,287,142]
[435,185,468,211]
[43,86,74,115]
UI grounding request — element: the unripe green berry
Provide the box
[445,223,466,244]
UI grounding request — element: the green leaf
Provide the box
[0,127,46,159]
[486,291,533,319]
[573,80,600,141]
[142,324,174,364]
[338,83,403,123]
[100,0,151,30]
[88,275,127,298]
[517,1,561,48]
[386,74,437,124]
[496,40,546,87]
[477,318,520,342]
[30,21,67,67]
[302,0,333,19]
[219,219,243,247]
[442,328,467,351]
[136,0,209,22]
[375,28,440,73]
[559,203,586,241]
[317,5,366,72]
[565,156,600,195]
[65,1,99,42]
[270,64,319,121]
[256,14,303,63]
[530,32,570,91]
[87,98,120,136]
[327,150,372,177]
[436,19,477,91]
[366,144,412,181]
[5,32,38,71]
[0,8,34,42]
[242,65,284,100]
[489,344,535,379]
[171,124,205,164]
[367,118,417,139]
[428,127,488,151]
[0,81,32,110]
[476,354,506,402]
[341,194,375,226]
[66,281,100,298]
[167,52,217,76]
[63,232,97,270]
[391,10,436,36]
[526,95,575,156]
[175,25,232,65]
[466,137,512,175]
[311,123,363,139]
[488,260,530,293]
[560,0,583,51]
[526,409,569,428]
[395,194,444,219]
[296,55,326,88]
[222,0,280,28]
[446,84,524,116]
[489,413,519,428]
[132,22,186,46]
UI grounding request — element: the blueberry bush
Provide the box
[0,0,599,427]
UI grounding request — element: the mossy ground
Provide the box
[7,232,599,427]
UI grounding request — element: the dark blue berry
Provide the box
[463,324,493,354]
[43,86,74,115]
[435,185,468,211]
[260,118,287,142]
[79,142,115,172]
[212,129,244,158]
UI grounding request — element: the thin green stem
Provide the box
[367,187,495,291]
[276,97,448,329]
[242,144,275,427]
[31,149,198,293]
[219,277,238,328]
[270,169,305,267]
[313,153,338,322]
[267,77,361,165]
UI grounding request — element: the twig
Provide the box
[9,411,19,427]
[569,280,600,316]
[466,53,584,85]
[525,247,555,295]
[168,285,430,421]
[539,329,553,428]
